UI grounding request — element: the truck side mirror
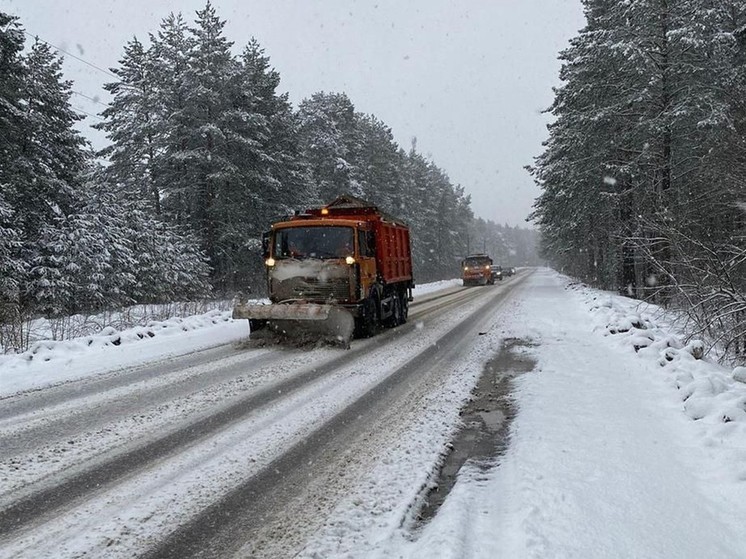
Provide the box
[261,231,271,258]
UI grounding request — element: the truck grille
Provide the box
[275,276,352,302]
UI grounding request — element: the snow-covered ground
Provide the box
[0,279,462,397]
[0,309,248,397]
[300,269,746,558]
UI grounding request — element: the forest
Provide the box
[0,5,539,351]
[531,0,746,361]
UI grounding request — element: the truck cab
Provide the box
[265,219,377,306]
[462,254,494,286]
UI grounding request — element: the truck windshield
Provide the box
[274,226,354,259]
[464,256,491,267]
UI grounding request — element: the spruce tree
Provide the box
[352,114,403,211]
[14,39,89,316]
[0,192,24,325]
[238,38,312,221]
[148,13,195,221]
[297,92,358,202]
[0,13,27,324]
[96,37,161,213]
[0,12,26,186]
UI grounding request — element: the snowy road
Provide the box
[0,274,526,558]
[3,269,745,559]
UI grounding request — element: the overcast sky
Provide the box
[2,0,585,227]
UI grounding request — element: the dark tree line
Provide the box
[1,4,540,350]
[0,12,210,350]
[531,0,746,359]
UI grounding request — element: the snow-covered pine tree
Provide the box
[428,164,470,278]
[351,114,403,212]
[148,12,195,223]
[0,12,27,186]
[531,0,746,357]
[392,140,473,280]
[157,2,260,290]
[0,13,28,329]
[124,206,211,303]
[238,38,312,222]
[662,1,746,244]
[0,192,24,328]
[529,0,640,289]
[95,37,162,214]
[297,92,358,203]
[98,6,302,292]
[643,0,746,351]
[20,39,87,210]
[14,39,91,316]
[207,38,314,288]
[399,145,439,277]
[76,168,211,306]
[69,174,140,311]
[584,0,746,297]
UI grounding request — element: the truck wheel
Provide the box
[249,319,267,333]
[385,294,402,327]
[400,292,409,324]
[393,294,404,326]
[355,296,380,338]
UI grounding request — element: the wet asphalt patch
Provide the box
[414,337,536,526]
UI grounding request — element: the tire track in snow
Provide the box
[141,281,526,558]
[0,284,486,539]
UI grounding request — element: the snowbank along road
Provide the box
[0,271,528,558]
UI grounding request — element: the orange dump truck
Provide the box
[461,253,494,286]
[233,195,414,345]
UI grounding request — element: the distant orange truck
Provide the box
[461,253,494,286]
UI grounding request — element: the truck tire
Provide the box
[400,292,409,324]
[355,296,380,338]
[390,293,403,327]
[249,319,267,333]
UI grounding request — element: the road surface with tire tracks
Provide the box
[0,271,530,558]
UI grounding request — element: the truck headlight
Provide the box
[265,257,276,267]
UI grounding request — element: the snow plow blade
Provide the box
[233,303,355,347]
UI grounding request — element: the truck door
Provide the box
[357,228,377,298]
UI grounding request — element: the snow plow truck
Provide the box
[461,253,494,286]
[233,195,414,346]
